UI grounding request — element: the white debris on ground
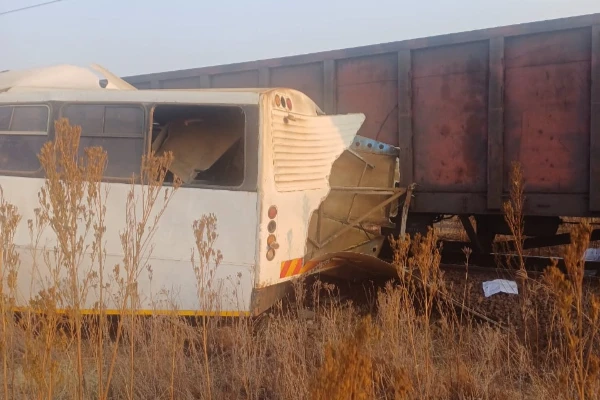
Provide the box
[584,248,600,277]
[482,279,519,298]
[584,248,600,261]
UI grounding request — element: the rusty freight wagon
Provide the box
[123,13,600,262]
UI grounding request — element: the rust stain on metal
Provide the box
[124,14,600,218]
[412,41,489,192]
[504,28,591,194]
[336,54,399,146]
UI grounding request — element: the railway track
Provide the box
[289,252,600,334]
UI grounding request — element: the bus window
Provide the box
[62,104,145,179]
[0,104,49,172]
[152,105,245,187]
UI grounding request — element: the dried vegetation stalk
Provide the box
[0,120,595,399]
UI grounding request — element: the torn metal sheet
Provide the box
[270,109,365,192]
[308,251,399,277]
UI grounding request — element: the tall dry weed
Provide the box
[502,161,526,271]
[103,148,180,400]
[191,213,223,400]
[35,118,108,399]
[309,315,376,400]
[500,161,538,350]
[543,221,600,399]
[9,118,182,399]
[0,117,598,400]
[388,227,444,397]
[0,188,21,400]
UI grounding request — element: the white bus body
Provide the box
[0,65,410,317]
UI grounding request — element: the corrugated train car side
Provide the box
[123,13,600,251]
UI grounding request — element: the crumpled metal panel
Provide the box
[324,150,399,224]
[270,109,365,191]
[257,89,367,287]
[304,134,400,261]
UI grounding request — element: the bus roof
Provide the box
[0,64,292,105]
[0,88,262,106]
[0,64,135,92]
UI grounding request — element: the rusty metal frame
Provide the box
[312,184,416,252]
[487,37,505,210]
[399,183,416,239]
[123,14,600,220]
[397,49,413,189]
[312,188,408,250]
[323,60,337,114]
[459,215,484,253]
[123,14,600,85]
[330,187,405,195]
[590,25,600,211]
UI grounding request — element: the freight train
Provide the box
[122,13,600,264]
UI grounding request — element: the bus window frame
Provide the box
[148,102,259,193]
[0,102,51,177]
[58,101,148,183]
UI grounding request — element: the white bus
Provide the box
[0,65,406,317]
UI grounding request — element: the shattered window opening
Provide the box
[0,104,49,172]
[152,104,246,187]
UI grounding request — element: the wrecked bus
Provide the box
[0,65,405,316]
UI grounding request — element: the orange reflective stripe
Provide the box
[280,257,346,278]
[280,258,302,278]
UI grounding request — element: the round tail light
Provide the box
[267,234,279,249]
[268,205,278,219]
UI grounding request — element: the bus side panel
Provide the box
[4,175,258,314]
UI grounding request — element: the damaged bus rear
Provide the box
[251,89,405,314]
[0,65,403,316]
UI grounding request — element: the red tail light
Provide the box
[268,205,278,219]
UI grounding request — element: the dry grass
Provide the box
[0,120,598,399]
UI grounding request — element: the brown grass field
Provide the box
[0,119,599,399]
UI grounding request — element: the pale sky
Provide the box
[1,0,599,78]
